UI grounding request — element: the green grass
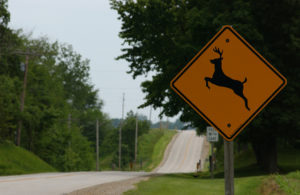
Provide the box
[126,143,300,195]
[99,153,114,170]
[274,171,300,195]
[273,147,300,195]
[125,173,263,195]
[125,143,264,195]
[0,140,56,175]
[143,129,176,171]
[136,129,176,171]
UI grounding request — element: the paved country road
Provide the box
[0,171,150,195]
[0,130,206,195]
[155,130,205,173]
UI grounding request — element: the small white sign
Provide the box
[207,126,219,142]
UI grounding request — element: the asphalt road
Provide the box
[0,171,150,195]
[155,130,204,173]
[0,130,205,194]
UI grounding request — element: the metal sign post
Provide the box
[224,140,234,195]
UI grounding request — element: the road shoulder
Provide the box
[66,176,149,195]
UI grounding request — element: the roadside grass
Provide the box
[125,173,263,195]
[214,148,263,178]
[0,140,56,176]
[125,144,300,195]
[259,176,286,195]
[99,153,114,171]
[258,171,300,195]
[273,171,300,195]
[99,129,176,171]
[271,147,300,195]
[142,129,176,171]
[125,174,224,195]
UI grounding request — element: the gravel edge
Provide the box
[66,176,150,195]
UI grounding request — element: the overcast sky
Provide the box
[8,0,178,123]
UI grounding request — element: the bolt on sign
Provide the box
[207,126,219,142]
[171,25,287,141]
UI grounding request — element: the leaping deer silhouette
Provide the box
[205,47,250,111]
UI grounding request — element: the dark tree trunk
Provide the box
[251,136,278,173]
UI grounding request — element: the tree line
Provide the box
[0,1,104,170]
[0,0,153,171]
[111,117,187,130]
[111,0,300,173]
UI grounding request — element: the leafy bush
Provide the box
[35,124,94,171]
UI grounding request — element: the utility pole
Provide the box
[119,93,125,170]
[67,99,73,147]
[135,111,138,165]
[0,50,42,146]
[68,113,72,147]
[13,50,42,146]
[96,119,99,171]
[16,55,29,146]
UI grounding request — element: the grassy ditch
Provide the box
[274,171,300,195]
[0,140,56,175]
[125,144,300,195]
[139,129,176,171]
[125,173,263,195]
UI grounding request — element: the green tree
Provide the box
[0,1,25,142]
[102,111,150,168]
[0,0,9,27]
[79,109,113,147]
[0,75,21,140]
[111,0,299,173]
[120,111,150,165]
[36,123,94,171]
[0,32,105,171]
[0,1,108,172]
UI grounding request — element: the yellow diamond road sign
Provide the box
[170,25,287,141]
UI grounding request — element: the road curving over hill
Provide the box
[0,130,207,195]
[154,130,205,173]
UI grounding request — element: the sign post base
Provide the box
[224,139,234,195]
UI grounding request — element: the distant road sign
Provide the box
[171,25,287,141]
[207,126,219,142]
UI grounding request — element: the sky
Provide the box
[8,0,178,123]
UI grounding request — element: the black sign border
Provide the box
[171,26,286,140]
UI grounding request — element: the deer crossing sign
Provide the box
[170,25,287,141]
